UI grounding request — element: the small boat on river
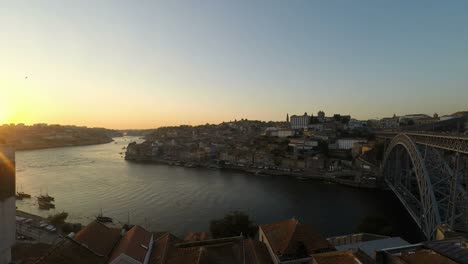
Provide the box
[38,194,54,202]
[96,208,113,223]
[16,186,31,199]
[96,216,113,223]
[38,200,55,210]
[17,192,31,199]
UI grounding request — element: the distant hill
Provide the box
[0,124,122,150]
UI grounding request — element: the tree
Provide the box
[47,212,69,226]
[307,115,319,124]
[333,114,341,122]
[209,211,257,238]
[318,140,329,156]
[374,142,385,161]
[341,116,350,124]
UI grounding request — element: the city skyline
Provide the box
[0,109,460,130]
[2,0,468,129]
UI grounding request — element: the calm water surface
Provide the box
[16,137,421,241]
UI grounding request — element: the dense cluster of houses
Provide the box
[126,111,468,171]
[16,218,468,264]
[125,115,376,173]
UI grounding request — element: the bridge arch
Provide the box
[383,133,441,239]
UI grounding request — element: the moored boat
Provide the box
[96,216,113,223]
[96,208,113,223]
[16,185,32,199]
[17,192,31,199]
[38,200,55,210]
[38,194,54,202]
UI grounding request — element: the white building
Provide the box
[399,114,430,125]
[0,144,15,264]
[290,113,310,130]
[277,129,295,138]
[439,115,456,121]
[307,123,323,131]
[346,119,366,130]
[288,139,318,153]
[379,117,399,129]
[264,128,295,137]
[264,127,278,136]
[336,138,367,150]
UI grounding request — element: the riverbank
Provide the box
[15,138,114,151]
[125,158,379,189]
[16,210,61,244]
[17,209,46,221]
[17,136,411,240]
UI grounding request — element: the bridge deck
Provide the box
[377,132,468,154]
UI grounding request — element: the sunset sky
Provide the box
[1,0,468,129]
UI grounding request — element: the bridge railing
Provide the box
[377,132,468,154]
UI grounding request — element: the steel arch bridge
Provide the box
[381,133,468,239]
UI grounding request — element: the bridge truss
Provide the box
[382,133,468,239]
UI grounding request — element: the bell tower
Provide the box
[0,143,15,264]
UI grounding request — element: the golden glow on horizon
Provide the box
[0,83,34,125]
[0,99,13,124]
[2,1,468,129]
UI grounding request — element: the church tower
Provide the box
[286,113,289,123]
[0,142,15,264]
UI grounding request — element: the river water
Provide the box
[15,136,421,241]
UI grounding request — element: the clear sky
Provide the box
[1,0,467,129]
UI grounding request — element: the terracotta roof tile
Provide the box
[12,242,53,264]
[149,232,182,264]
[260,218,334,259]
[35,237,105,264]
[312,250,364,264]
[165,238,272,264]
[165,246,201,264]
[74,220,121,257]
[197,242,243,264]
[149,236,273,264]
[109,225,152,263]
[244,239,273,264]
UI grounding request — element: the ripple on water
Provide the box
[15,137,423,242]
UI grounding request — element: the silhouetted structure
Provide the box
[0,143,15,263]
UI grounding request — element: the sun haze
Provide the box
[1,0,468,129]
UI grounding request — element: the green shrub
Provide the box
[47,212,68,226]
[209,211,257,238]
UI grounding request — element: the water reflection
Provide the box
[16,137,422,242]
